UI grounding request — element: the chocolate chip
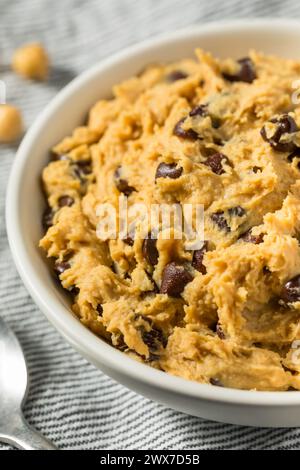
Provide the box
[192,241,208,274]
[114,167,136,197]
[210,378,224,387]
[110,263,117,274]
[280,275,300,304]
[210,211,230,232]
[213,138,223,146]
[216,323,226,340]
[273,114,298,133]
[54,261,70,275]
[68,286,79,295]
[123,235,134,246]
[261,114,299,152]
[252,166,262,173]
[142,237,159,266]
[222,57,256,83]
[142,326,166,352]
[228,206,245,217]
[42,207,54,230]
[76,160,92,174]
[237,57,256,83]
[203,152,230,175]
[117,179,136,196]
[58,195,74,208]
[173,117,199,140]
[166,70,188,82]
[239,229,264,244]
[96,304,103,316]
[189,104,208,117]
[288,147,300,163]
[212,118,222,130]
[155,162,183,180]
[73,160,92,180]
[160,262,193,297]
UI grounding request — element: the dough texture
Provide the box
[40,49,300,390]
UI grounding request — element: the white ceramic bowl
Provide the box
[6,19,300,428]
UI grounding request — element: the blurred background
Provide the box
[2,0,300,129]
[1,0,300,451]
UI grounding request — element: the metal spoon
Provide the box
[0,316,56,449]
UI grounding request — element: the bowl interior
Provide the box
[7,20,300,407]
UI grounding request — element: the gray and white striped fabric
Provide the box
[1,0,300,450]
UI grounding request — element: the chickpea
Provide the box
[0,104,23,143]
[12,43,49,81]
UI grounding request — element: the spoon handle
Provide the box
[0,412,57,450]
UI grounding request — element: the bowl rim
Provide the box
[6,18,300,408]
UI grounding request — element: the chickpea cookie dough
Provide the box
[40,49,300,391]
